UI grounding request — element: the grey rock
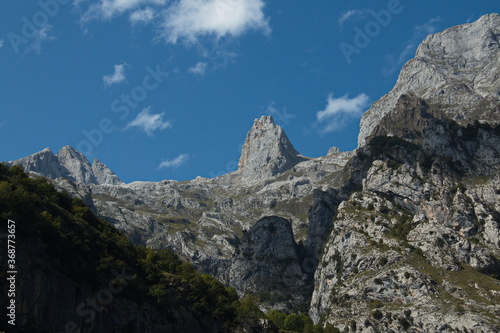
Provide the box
[228,216,310,311]
[7,145,123,185]
[7,147,66,179]
[92,158,124,185]
[359,13,500,147]
[327,146,341,155]
[56,145,97,184]
[237,115,306,184]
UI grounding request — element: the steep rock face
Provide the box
[227,216,310,311]
[92,158,124,185]
[238,115,306,184]
[358,13,500,147]
[310,14,500,331]
[56,145,97,184]
[310,98,500,332]
[365,93,434,144]
[7,147,66,179]
[8,145,123,185]
[304,189,344,262]
[369,93,500,177]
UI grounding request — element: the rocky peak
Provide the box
[7,147,65,180]
[358,13,500,147]
[56,145,97,184]
[327,146,341,155]
[238,115,305,184]
[7,146,123,185]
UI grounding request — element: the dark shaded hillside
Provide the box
[0,164,270,333]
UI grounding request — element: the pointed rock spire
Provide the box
[238,115,304,184]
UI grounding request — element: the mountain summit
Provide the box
[8,146,123,185]
[358,13,500,147]
[237,115,305,184]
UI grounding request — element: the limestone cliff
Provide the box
[358,13,500,147]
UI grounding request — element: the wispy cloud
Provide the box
[81,0,166,21]
[316,93,370,133]
[103,63,127,87]
[129,7,156,24]
[158,153,190,169]
[30,25,56,53]
[0,40,4,48]
[338,9,366,30]
[383,17,441,76]
[125,106,172,136]
[188,61,207,75]
[159,0,270,44]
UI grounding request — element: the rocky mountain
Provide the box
[7,145,123,185]
[0,164,269,333]
[4,13,500,332]
[228,216,312,311]
[358,13,500,147]
[237,115,307,184]
[310,98,500,331]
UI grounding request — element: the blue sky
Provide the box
[1,0,498,182]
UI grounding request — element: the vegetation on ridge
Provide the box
[0,164,266,332]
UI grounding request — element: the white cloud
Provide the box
[158,153,190,169]
[160,0,270,43]
[316,93,370,133]
[78,0,270,47]
[188,62,207,75]
[129,7,156,24]
[383,17,441,76]
[125,106,172,136]
[29,25,56,53]
[103,63,127,87]
[338,9,366,30]
[0,40,4,48]
[82,0,166,21]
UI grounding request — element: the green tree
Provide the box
[284,313,313,332]
[267,309,287,329]
[236,295,264,331]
